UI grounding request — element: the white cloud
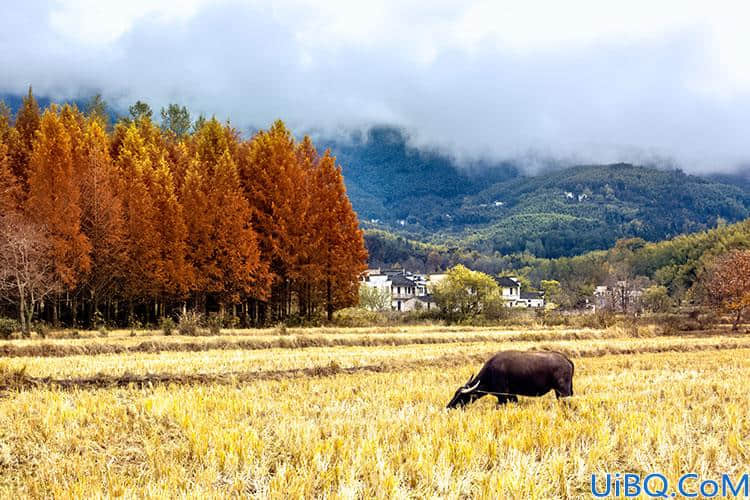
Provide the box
[2,0,750,172]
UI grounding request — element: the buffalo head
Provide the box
[446,373,481,409]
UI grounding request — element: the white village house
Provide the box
[361,269,444,312]
[592,281,644,312]
[495,276,546,308]
[361,269,544,312]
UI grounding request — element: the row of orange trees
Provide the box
[0,90,367,328]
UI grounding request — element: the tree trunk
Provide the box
[240,302,247,327]
[71,296,78,327]
[307,283,312,320]
[258,301,266,326]
[25,304,34,337]
[92,290,99,327]
[326,278,333,322]
[18,295,26,334]
[733,309,742,331]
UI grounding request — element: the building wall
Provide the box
[518,298,545,308]
[395,297,434,312]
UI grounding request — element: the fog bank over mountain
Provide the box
[3,1,750,174]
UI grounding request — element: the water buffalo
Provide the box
[446,350,574,408]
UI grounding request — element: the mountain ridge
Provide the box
[325,127,750,261]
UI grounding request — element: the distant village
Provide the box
[361,268,653,314]
[360,269,545,312]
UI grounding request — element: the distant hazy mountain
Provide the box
[706,172,750,191]
[321,127,519,225]
[1,91,120,125]
[324,128,750,259]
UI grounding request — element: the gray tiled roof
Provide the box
[390,274,417,286]
[495,276,519,287]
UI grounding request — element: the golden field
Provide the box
[0,325,748,498]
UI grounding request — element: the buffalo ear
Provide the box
[465,373,474,385]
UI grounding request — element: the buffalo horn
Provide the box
[460,379,481,394]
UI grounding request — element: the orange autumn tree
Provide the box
[25,106,91,323]
[702,250,750,330]
[0,110,22,213]
[166,140,192,192]
[8,87,41,192]
[116,122,189,319]
[149,155,190,309]
[141,114,191,307]
[115,123,164,313]
[0,142,22,214]
[239,121,368,321]
[311,150,368,320]
[292,136,324,318]
[239,120,302,320]
[181,119,266,313]
[0,95,369,327]
[60,104,86,168]
[131,114,191,305]
[0,100,10,134]
[77,118,126,318]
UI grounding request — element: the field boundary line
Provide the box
[0,329,731,359]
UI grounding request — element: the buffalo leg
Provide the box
[496,394,518,405]
[555,380,574,399]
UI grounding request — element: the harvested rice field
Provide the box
[0,326,748,498]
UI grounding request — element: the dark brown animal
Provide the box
[446,350,574,408]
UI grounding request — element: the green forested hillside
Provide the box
[325,127,518,226]
[326,128,750,259]
[366,219,750,306]
[707,172,750,191]
[461,164,749,257]
[521,218,750,305]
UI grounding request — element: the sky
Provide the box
[2,0,750,173]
